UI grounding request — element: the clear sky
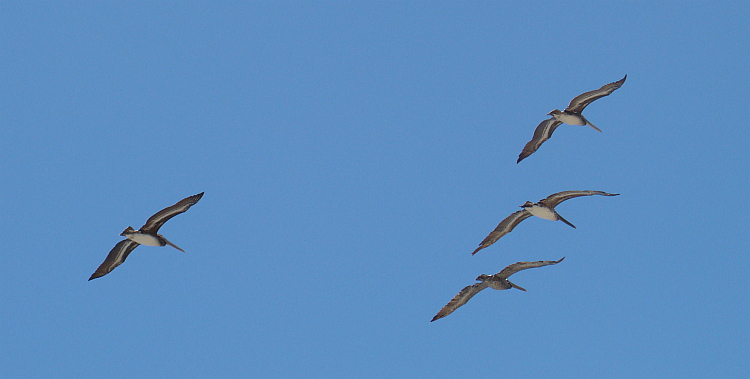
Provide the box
[1,1,748,378]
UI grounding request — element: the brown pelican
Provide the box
[517,75,627,163]
[431,257,564,322]
[89,192,204,280]
[472,190,618,255]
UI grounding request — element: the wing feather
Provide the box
[140,192,204,234]
[496,257,565,279]
[89,239,140,280]
[517,119,563,163]
[431,282,489,322]
[565,75,627,113]
[540,190,619,208]
[472,210,532,255]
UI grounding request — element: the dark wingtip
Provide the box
[517,151,531,163]
[89,270,107,280]
[557,257,566,263]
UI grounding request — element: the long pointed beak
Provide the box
[162,238,185,253]
[508,281,527,292]
[587,123,602,133]
[556,213,577,229]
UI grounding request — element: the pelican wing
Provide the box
[517,118,563,163]
[89,239,140,280]
[472,210,532,255]
[140,192,204,234]
[431,282,489,322]
[496,257,565,279]
[540,190,619,208]
[565,75,626,113]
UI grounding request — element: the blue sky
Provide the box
[1,1,748,377]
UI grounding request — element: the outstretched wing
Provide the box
[496,257,565,279]
[472,210,532,255]
[140,192,204,234]
[565,75,627,113]
[89,239,140,280]
[540,190,619,208]
[431,282,489,322]
[517,118,563,163]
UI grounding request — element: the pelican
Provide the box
[472,190,618,255]
[431,257,564,322]
[89,192,204,280]
[517,75,627,163]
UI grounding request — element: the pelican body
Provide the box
[121,226,185,252]
[472,190,619,255]
[521,200,576,228]
[517,75,627,163]
[431,258,565,322]
[89,192,204,280]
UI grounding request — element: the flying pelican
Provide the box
[431,257,564,322]
[517,75,627,163]
[89,192,204,280]
[472,190,618,255]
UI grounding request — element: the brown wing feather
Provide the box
[140,192,204,234]
[565,75,627,113]
[517,119,563,163]
[495,257,565,279]
[540,190,619,208]
[89,239,140,280]
[431,282,489,322]
[472,210,532,255]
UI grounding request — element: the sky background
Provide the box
[1,1,748,378]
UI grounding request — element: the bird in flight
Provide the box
[89,192,204,280]
[472,190,618,255]
[431,257,564,322]
[517,75,627,163]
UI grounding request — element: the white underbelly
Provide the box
[126,233,162,246]
[554,113,585,125]
[528,205,557,221]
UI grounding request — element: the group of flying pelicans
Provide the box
[88,75,627,323]
[431,75,627,322]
